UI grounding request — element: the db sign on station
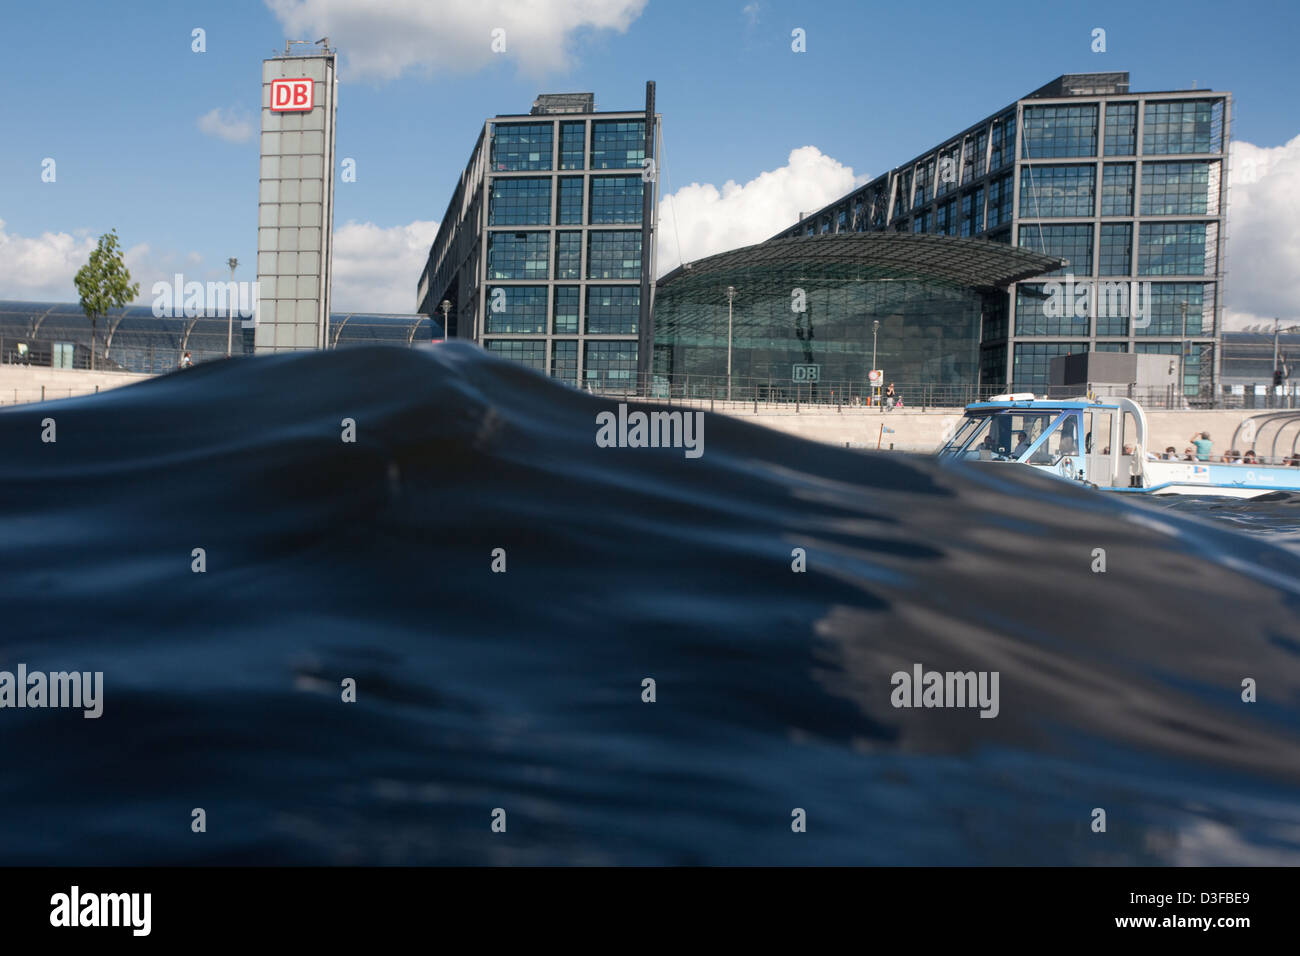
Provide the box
[270,78,314,112]
[868,369,883,384]
[792,364,820,382]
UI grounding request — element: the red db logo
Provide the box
[270,78,314,112]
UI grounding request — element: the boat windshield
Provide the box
[940,409,1072,462]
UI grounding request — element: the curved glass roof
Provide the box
[658,233,1063,291]
[0,301,441,373]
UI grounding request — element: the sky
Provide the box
[0,0,1297,328]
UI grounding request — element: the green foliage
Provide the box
[74,229,139,369]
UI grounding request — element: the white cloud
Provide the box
[197,107,255,144]
[264,0,647,82]
[0,219,100,300]
[655,146,867,275]
[1222,134,1300,330]
[742,2,761,27]
[330,219,439,313]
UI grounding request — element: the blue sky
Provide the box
[1,0,1297,322]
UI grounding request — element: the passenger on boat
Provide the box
[1163,446,1178,459]
[1191,432,1213,461]
[1242,450,1258,464]
[1183,447,1197,461]
[1289,455,1300,467]
[1011,431,1032,458]
[1222,450,1241,464]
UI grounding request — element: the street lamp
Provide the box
[1179,299,1188,407]
[871,319,880,407]
[439,299,451,343]
[226,257,239,358]
[726,285,736,401]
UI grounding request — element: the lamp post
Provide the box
[726,285,736,401]
[871,319,880,407]
[226,257,238,358]
[439,299,451,343]
[1179,300,1188,407]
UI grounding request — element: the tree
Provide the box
[74,229,139,371]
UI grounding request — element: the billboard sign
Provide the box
[270,78,314,112]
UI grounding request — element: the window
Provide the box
[589,175,643,224]
[1134,283,1210,336]
[1101,164,1134,216]
[553,286,580,334]
[1013,342,1089,390]
[557,177,584,224]
[552,340,578,383]
[559,122,585,169]
[1140,162,1212,215]
[485,286,547,333]
[989,112,1017,169]
[587,231,641,279]
[591,120,645,169]
[486,339,546,371]
[584,341,638,390]
[1098,223,1132,277]
[1015,284,1089,336]
[1104,103,1136,156]
[987,175,1013,228]
[1138,222,1212,275]
[488,177,551,226]
[491,123,553,171]
[555,231,582,280]
[960,193,973,237]
[1021,105,1098,158]
[1142,100,1223,155]
[1019,224,1092,277]
[586,285,640,334]
[53,342,74,368]
[1019,164,1095,218]
[487,232,549,280]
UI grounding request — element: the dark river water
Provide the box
[1,345,1297,865]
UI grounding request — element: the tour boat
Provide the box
[937,394,1300,499]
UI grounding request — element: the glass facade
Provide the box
[557,177,584,225]
[1137,222,1211,275]
[552,340,579,382]
[1019,164,1095,217]
[767,76,1229,392]
[1103,102,1136,156]
[1142,100,1223,155]
[587,231,641,279]
[553,286,580,333]
[490,122,553,171]
[589,175,643,224]
[486,339,547,371]
[1013,342,1089,389]
[591,120,645,169]
[488,177,551,226]
[584,341,638,390]
[1021,105,1098,158]
[1101,164,1134,216]
[554,231,582,280]
[1015,284,1089,337]
[485,285,548,334]
[585,286,639,334]
[1140,161,1213,215]
[559,122,585,170]
[653,253,1003,395]
[488,232,549,280]
[1019,224,1092,277]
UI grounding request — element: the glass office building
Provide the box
[653,233,1059,398]
[418,90,661,390]
[774,74,1231,397]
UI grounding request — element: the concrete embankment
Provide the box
[0,366,154,406]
